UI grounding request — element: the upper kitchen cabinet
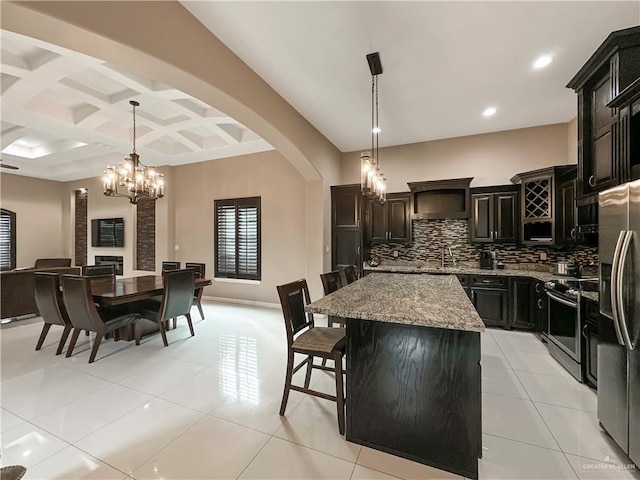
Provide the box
[365,192,412,245]
[469,185,519,244]
[609,77,640,182]
[567,26,640,201]
[555,167,579,246]
[511,165,576,246]
[407,178,472,220]
[331,184,364,275]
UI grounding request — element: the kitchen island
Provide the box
[306,273,484,479]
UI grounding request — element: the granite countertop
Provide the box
[364,262,600,302]
[306,272,485,333]
[582,291,599,303]
[364,263,578,283]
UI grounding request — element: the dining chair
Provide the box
[161,261,181,272]
[138,269,195,347]
[277,279,346,434]
[343,265,358,284]
[34,272,73,355]
[185,262,206,320]
[61,275,141,363]
[82,264,116,277]
[320,270,345,328]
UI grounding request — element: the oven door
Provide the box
[547,291,581,362]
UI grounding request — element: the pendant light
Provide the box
[361,52,386,203]
[103,101,164,205]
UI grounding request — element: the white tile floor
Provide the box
[1,301,639,480]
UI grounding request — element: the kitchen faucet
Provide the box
[441,246,457,268]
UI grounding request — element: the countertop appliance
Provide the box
[544,278,597,382]
[480,251,495,270]
[598,180,640,468]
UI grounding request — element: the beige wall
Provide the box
[341,123,574,191]
[173,151,309,304]
[567,117,578,165]
[0,173,65,267]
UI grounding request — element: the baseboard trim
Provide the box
[202,295,280,310]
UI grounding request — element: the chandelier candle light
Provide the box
[103,100,164,204]
[361,51,386,203]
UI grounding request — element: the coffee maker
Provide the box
[480,251,495,270]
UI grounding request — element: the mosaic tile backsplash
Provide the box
[370,219,598,270]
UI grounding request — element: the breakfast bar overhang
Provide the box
[306,273,485,480]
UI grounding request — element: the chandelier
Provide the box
[361,52,386,203]
[103,100,164,205]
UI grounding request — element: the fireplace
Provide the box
[94,255,123,275]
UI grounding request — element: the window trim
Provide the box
[0,208,16,271]
[214,197,261,281]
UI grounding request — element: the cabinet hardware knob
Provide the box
[588,175,595,187]
[389,232,392,240]
[570,228,577,239]
[537,299,543,309]
[535,283,540,293]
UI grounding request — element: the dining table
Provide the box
[91,275,212,308]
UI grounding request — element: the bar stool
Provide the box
[276,279,346,434]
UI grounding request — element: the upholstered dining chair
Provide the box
[185,262,206,320]
[320,271,345,328]
[161,261,181,272]
[34,272,73,355]
[138,269,195,347]
[343,265,358,284]
[82,264,116,278]
[277,279,346,434]
[61,275,141,363]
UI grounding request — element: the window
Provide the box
[215,197,261,280]
[0,209,16,271]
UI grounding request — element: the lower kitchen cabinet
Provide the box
[583,298,600,388]
[470,279,509,328]
[534,280,548,337]
[509,278,536,331]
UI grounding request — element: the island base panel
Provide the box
[346,318,481,480]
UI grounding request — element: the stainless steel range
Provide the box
[544,278,598,382]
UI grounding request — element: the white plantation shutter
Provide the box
[215,198,260,280]
[0,209,16,271]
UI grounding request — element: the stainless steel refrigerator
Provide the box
[599,179,640,468]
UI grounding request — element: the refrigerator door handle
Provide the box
[611,230,626,347]
[617,230,634,350]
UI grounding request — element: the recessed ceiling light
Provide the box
[483,107,497,117]
[533,55,553,69]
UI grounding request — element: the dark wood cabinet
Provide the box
[470,276,508,328]
[556,176,578,246]
[609,77,640,182]
[365,193,412,245]
[509,278,536,331]
[583,298,600,388]
[332,185,364,276]
[511,166,577,246]
[533,280,548,338]
[568,26,640,200]
[470,186,519,244]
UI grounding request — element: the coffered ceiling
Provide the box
[0,30,273,181]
